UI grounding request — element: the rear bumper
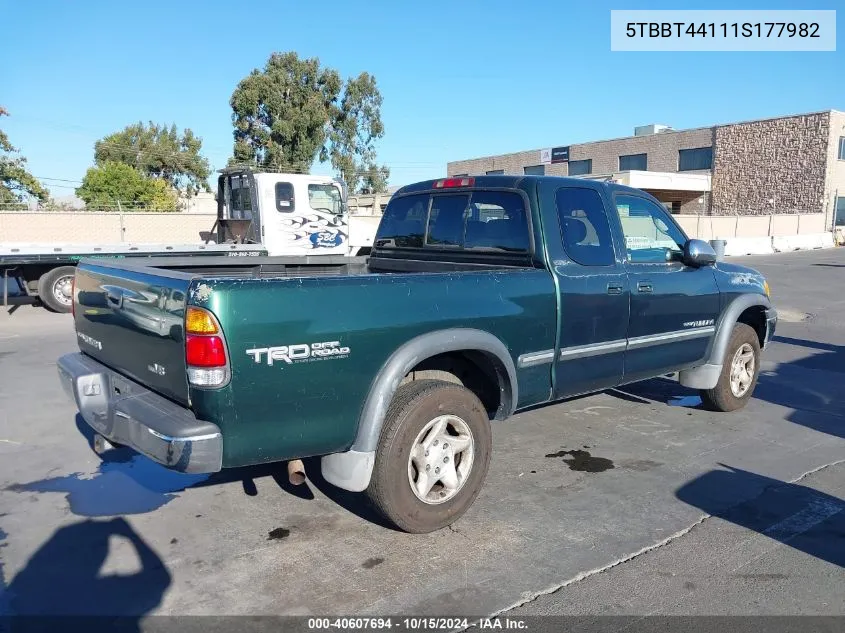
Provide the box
[764,308,778,348]
[57,353,222,474]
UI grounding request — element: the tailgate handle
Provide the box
[106,290,122,307]
[103,285,129,308]
[102,284,143,308]
[637,282,653,293]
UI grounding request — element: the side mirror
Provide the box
[683,239,717,267]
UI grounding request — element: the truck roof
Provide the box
[394,175,650,198]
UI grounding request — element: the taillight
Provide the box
[433,177,475,189]
[185,306,229,388]
[186,335,226,366]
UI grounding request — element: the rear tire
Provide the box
[37,266,76,313]
[365,379,492,533]
[700,323,761,412]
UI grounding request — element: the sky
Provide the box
[2,0,843,198]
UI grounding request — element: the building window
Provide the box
[679,147,713,171]
[524,165,545,176]
[839,137,845,160]
[568,159,592,176]
[452,173,469,177]
[486,169,504,175]
[836,197,845,226]
[619,153,647,171]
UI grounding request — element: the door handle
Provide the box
[637,282,653,293]
[607,283,623,295]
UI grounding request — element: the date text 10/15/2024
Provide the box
[306,617,528,631]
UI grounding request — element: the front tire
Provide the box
[700,323,761,412]
[365,379,492,533]
[37,266,76,313]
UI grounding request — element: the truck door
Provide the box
[613,192,720,382]
[260,179,349,256]
[546,184,630,398]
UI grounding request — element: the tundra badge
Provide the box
[147,363,166,376]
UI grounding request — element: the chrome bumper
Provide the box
[57,353,223,473]
[764,308,778,348]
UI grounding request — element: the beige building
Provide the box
[448,110,845,229]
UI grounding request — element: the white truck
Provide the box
[1,169,382,312]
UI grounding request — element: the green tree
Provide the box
[0,107,50,206]
[230,52,388,192]
[95,122,211,195]
[327,72,390,193]
[75,161,178,211]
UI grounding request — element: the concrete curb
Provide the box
[721,232,837,257]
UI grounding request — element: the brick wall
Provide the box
[447,128,715,177]
[568,128,714,175]
[711,112,831,216]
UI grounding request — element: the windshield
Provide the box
[308,184,344,215]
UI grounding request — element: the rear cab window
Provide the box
[375,190,530,253]
[229,174,253,219]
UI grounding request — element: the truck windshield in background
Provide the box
[375,191,530,252]
[308,184,344,215]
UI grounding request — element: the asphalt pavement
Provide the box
[0,248,843,623]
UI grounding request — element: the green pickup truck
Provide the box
[58,175,777,533]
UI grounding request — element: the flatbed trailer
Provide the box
[0,242,267,312]
[2,168,385,313]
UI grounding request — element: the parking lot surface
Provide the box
[1,248,843,618]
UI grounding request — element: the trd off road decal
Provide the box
[246,341,351,366]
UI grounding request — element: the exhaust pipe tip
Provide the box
[287,459,306,486]
[93,434,114,455]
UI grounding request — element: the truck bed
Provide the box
[91,252,537,280]
[95,254,373,279]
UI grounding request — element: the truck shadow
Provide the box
[676,465,845,569]
[612,335,845,440]
[6,415,395,528]
[4,416,315,517]
[610,378,703,409]
[2,517,170,622]
[301,456,400,530]
[70,414,396,528]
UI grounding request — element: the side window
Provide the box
[615,194,687,264]
[308,184,342,214]
[275,182,295,213]
[465,191,530,251]
[555,188,615,266]
[427,195,469,246]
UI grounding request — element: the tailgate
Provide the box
[73,262,192,405]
